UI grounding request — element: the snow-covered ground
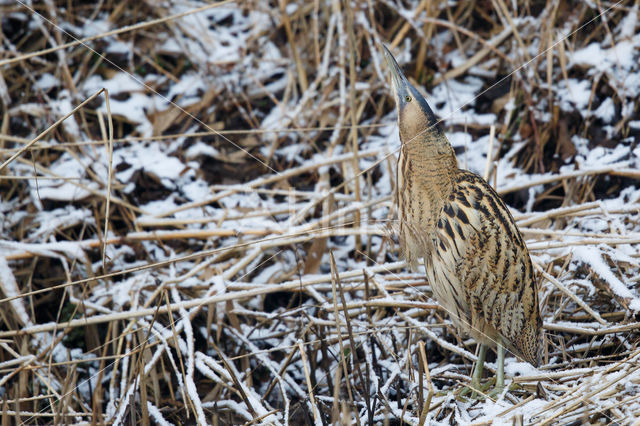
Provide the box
[0,0,639,424]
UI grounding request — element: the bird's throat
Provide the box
[397,143,456,233]
[400,132,457,195]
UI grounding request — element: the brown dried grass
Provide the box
[0,0,639,424]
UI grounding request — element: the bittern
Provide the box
[382,45,541,394]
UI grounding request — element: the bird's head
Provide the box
[382,45,443,145]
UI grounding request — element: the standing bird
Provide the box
[382,45,541,393]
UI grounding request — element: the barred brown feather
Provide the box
[385,46,542,366]
[428,172,541,365]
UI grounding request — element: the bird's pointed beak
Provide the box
[382,44,440,129]
[382,44,411,105]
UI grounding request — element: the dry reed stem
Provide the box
[498,166,640,195]
[99,94,115,274]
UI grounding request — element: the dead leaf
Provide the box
[555,118,576,161]
[303,236,327,274]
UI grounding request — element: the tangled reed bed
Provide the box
[0,0,639,424]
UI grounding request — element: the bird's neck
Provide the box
[397,135,458,227]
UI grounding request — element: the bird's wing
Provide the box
[432,170,541,365]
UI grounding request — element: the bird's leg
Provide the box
[469,344,487,395]
[485,341,507,399]
[458,344,487,399]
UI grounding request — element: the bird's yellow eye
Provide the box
[405,95,412,102]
